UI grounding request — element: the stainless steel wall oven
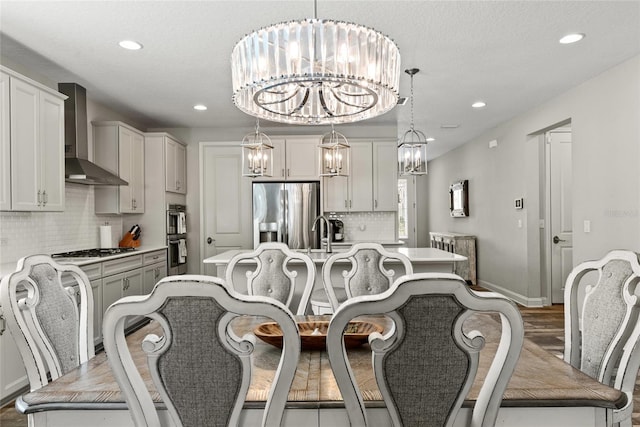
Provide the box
[167,204,187,275]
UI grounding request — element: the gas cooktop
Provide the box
[52,247,137,258]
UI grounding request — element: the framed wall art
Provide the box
[449,180,469,217]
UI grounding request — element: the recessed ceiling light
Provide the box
[440,124,459,129]
[426,137,435,142]
[118,40,143,50]
[559,33,585,44]
[193,104,208,111]
[472,101,486,108]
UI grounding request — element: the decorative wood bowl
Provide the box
[254,320,383,351]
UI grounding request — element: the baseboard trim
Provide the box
[478,280,547,307]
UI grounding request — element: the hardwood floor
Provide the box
[1,304,639,426]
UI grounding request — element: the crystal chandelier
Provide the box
[318,126,350,177]
[231,7,401,125]
[398,68,428,175]
[241,120,274,177]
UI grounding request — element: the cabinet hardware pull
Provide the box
[37,190,42,206]
[287,168,290,177]
[43,190,48,205]
[344,200,347,208]
[0,314,5,336]
[281,168,285,176]
[375,199,378,208]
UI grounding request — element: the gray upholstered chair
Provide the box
[225,242,316,315]
[102,275,300,427]
[316,242,413,313]
[326,272,524,427]
[0,255,95,392]
[564,250,640,427]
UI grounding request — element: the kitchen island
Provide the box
[204,247,467,313]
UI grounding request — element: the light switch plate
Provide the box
[514,198,524,209]
[584,220,591,233]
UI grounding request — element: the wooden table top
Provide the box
[18,314,626,413]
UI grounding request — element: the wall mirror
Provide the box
[450,180,469,217]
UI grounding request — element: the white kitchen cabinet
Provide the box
[323,140,397,212]
[0,306,28,403]
[143,249,168,295]
[7,70,65,212]
[0,71,10,211]
[94,121,145,214]
[372,141,399,211]
[254,136,321,181]
[146,133,187,194]
[164,135,187,194]
[102,255,144,329]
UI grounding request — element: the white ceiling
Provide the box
[1,1,639,159]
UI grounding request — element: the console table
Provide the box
[429,232,477,285]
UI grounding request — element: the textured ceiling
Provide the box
[1,1,639,159]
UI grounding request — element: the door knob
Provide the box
[552,236,566,244]
[207,237,214,245]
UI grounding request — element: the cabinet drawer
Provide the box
[102,255,143,277]
[143,250,167,265]
[61,262,102,286]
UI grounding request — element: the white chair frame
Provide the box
[103,275,301,427]
[326,272,524,427]
[321,242,413,312]
[564,250,640,427]
[0,254,95,391]
[225,242,316,315]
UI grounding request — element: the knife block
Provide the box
[119,232,141,248]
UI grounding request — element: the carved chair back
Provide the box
[225,242,316,315]
[102,275,300,427]
[564,250,640,426]
[326,272,524,427]
[321,243,413,312]
[0,254,95,391]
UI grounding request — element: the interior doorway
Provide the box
[199,143,252,275]
[543,125,573,304]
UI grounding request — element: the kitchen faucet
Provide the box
[311,215,333,253]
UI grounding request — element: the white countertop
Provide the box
[0,245,167,279]
[329,240,406,247]
[203,247,466,265]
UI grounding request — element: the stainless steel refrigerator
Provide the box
[253,182,321,249]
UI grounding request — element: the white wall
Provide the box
[425,55,640,305]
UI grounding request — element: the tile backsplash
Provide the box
[329,211,397,242]
[0,184,123,264]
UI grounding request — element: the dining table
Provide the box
[16,314,625,427]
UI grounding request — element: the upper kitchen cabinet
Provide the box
[93,121,145,214]
[2,67,65,212]
[254,135,321,181]
[159,133,187,194]
[372,141,399,211]
[323,140,397,212]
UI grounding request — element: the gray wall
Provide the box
[424,55,640,305]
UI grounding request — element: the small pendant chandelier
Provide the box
[318,125,350,177]
[398,68,428,175]
[241,119,273,177]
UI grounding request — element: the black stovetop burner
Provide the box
[52,247,137,258]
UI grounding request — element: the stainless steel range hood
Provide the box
[58,83,128,186]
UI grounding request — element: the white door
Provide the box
[548,129,573,303]
[200,144,252,275]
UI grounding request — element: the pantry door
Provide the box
[200,143,252,275]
